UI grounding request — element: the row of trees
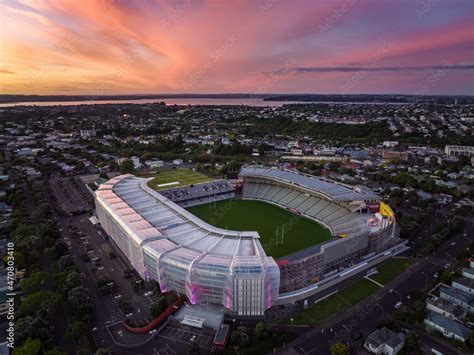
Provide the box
[6,175,93,354]
[5,178,68,355]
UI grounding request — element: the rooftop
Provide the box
[95,175,265,261]
[425,312,471,339]
[452,276,474,289]
[366,327,404,349]
[241,166,381,201]
[440,286,474,306]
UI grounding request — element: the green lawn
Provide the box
[281,278,381,326]
[147,168,214,191]
[187,199,331,259]
[370,258,411,285]
[280,258,412,326]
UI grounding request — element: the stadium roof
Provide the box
[241,166,381,201]
[95,175,265,260]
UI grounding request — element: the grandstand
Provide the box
[94,166,407,317]
[240,166,406,297]
[241,166,382,238]
[159,179,235,208]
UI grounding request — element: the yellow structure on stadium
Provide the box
[379,202,394,218]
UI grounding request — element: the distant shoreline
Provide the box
[0,93,472,105]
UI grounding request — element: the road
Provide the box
[278,219,473,355]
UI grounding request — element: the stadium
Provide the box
[95,166,407,317]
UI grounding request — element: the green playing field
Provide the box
[187,199,332,259]
[147,168,214,191]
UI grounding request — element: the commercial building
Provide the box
[444,145,474,158]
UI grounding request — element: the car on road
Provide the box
[394,301,402,309]
[144,291,153,297]
[149,329,157,334]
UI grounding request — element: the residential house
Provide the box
[364,327,405,355]
[424,312,471,342]
[440,286,474,314]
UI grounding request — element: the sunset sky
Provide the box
[1,0,473,95]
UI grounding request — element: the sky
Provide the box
[0,0,473,95]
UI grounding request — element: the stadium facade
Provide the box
[95,167,407,316]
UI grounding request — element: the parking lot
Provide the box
[50,176,163,340]
[49,176,93,214]
[158,321,215,350]
[50,176,216,354]
[66,215,159,324]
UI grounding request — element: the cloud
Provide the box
[291,64,474,73]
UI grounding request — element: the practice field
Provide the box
[147,168,214,191]
[281,278,380,325]
[370,257,411,285]
[187,199,331,259]
[280,258,411,326]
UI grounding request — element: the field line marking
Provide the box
[364,276,384,288]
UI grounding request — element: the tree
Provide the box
[118,299,132,313]
[237,326,249,335]
[230,331,241,345]
[470,331,474,347]
[67,321,88,342]
[44,348,67,355]
[150,302,163,318]
[18,291,60,317]
[14,317,51,344]
[20,272,48,294]
[12,337,41,355]
[440,270,452,285]
[119,159,135,174]
[53,240,68,259]
[405,331,420,351]
[254,322,266,339]
[239,332,250,348]
[330,343,349,355]
[67,287,90,308]
[58,255,74,271]
[62,271,82,294]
